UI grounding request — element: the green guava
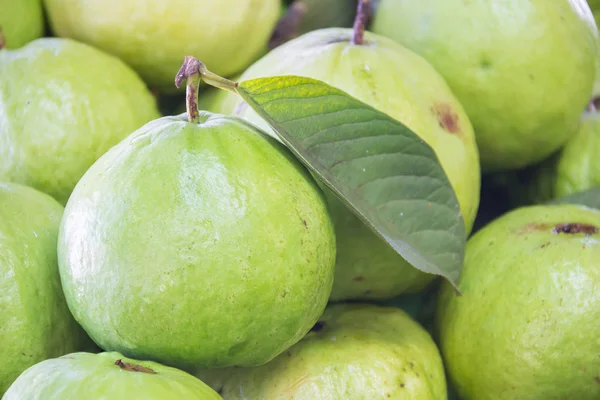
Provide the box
[225,28,481,300]
[0,0,44,49]
[42,0,281,92]
[436,203,600,399]
[0,182,94,395]
[0,38,159,205]
[196,303,447,399]
[57,107,337,369]
[486,93,600,208]
[3,352,222,399]
[371,0,598,172]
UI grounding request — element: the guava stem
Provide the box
[351,0,371,46]
[269,1,308,50]
[0,28,6,50]
[174,56,238,123]
[586,96,600,112]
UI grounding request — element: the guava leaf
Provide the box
[547,187,600,210]
[235,76,466,289]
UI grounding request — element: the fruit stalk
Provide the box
[269,1,308,49]
[174,56,238,123]
[351,0,371,45]
[0,28,6,50]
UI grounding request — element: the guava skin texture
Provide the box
[372,0,598,172]
[197,304,447,400]
[227,28,480,300]
[58,111,337,370]
[42,0,281,92]
[3,352,223,399]
[0,182,93,395]
[0,0,44,49]
[436,204,600,400]
[0,38,160,205]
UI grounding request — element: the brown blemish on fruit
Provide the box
[431,103,460,134]
[353,276,364,282]
[515,222,552,234]
[594,376,600,384]
[553,223,599,236]
[310,321,325,332]
[302,219,308,229]
[540,242,550,248]
[115,359,157,374]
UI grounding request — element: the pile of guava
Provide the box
[1,0,599,399]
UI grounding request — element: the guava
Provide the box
[226,27,481,300]
[0,0,44,49]
[487,93,600,208]
[3,352,222,399]
[0,38,159,205]
[371,0,598,172]
[42,0,281,92]
[57,61,337,370]
[196,303,447,399]
[436,203,600,399]
[0,182,94,395]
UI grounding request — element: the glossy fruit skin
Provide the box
[3,352,222,399]
[58,111,337,369]
[0,38,160,205]
[436,204,600,400]
[372,0,598,172]
[0,0,44,48]
[197,303,447,400]
[0,182,92,395]
[42,0,280,92]
[226,28,480,300]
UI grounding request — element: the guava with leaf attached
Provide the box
[226,28,480,300]
[197,303,447,399]
[371,0,598,172]
[58,85,337,370]
[0,0,44,49]
[0,182,93,395]
[42,0,281,92]
[0,38,159,205]
[3,352,222,399]
[436,203,600,399]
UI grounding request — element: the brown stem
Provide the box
[0,28,6,50]
[269,1,308,50]
[174,56,202,123]
[351,0,371,46]
[586,96,600,113]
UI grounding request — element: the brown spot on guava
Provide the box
[310,321,325,332]
[400,383,405,388]
[431,103,461,134]
[595,376,600,384]
[115,359,156,374]
[353,276,364,282]
[515,222,552,234]
[302,219,307,229]
[553,223,599,236]
[540,242,550,248]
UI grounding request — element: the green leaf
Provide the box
[547,187,600,210]
[235,76,466,289]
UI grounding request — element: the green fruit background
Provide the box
[1,0,599,399]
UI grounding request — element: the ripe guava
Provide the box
[196,303,447,399]
[436,203,600,399]
[0,38,159,205]
[58,103,337,369]
[487,93,600,208]
[0,182,93,395]
[3,352,222,399]
[42,0,281,92]
[226,28,480,300]
[0,0,44,49]
[371,0,598,172]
